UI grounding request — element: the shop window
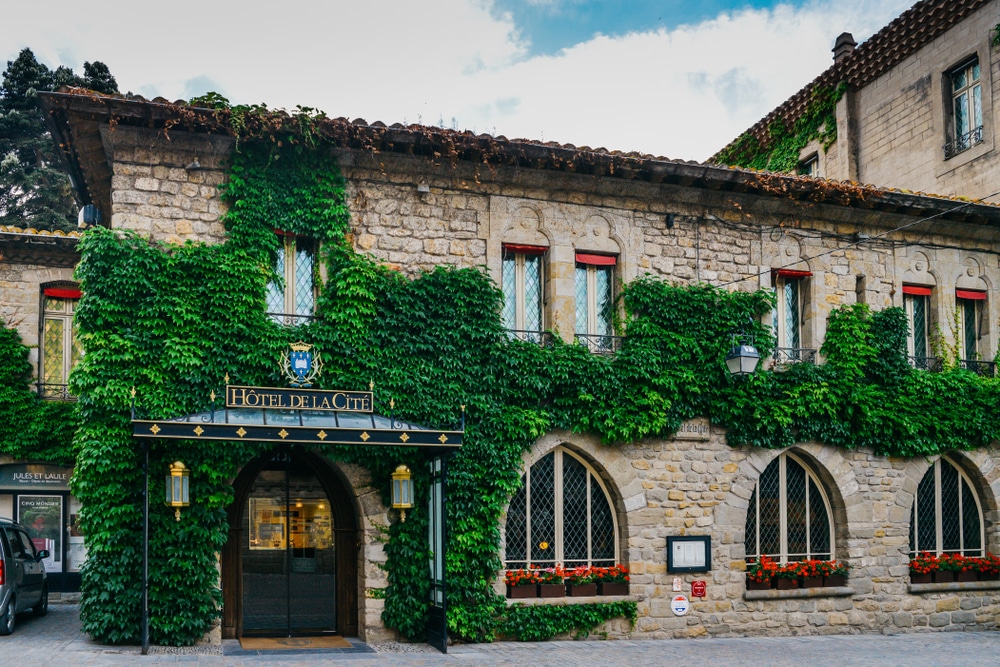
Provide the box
[910,456,983,557]
[505,447,617,569]
[945,57,983,158]
[266,232,316,326]
[903,285,934,369]
[745,452,834,563]
[502,244,546,344]
[575,253,618,353]
[39,286,82,400]
[771,269,814,364]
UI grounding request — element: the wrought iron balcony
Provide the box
[506,329,553,346]
[908,356,943,372]
[944,125,984,159]
[268,312,316,327]
[575,333,624,354]
[772,347,817,365]
[37,383,76,401]
[960,359,996,377]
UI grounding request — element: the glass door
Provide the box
[242,451,336,635]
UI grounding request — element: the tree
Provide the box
[0,48,118,231]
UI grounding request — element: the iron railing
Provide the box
[960,359,996,377]
[944,125,984,159]
[908,356,943,372]
[506,329,554,346]
[575,333,624,354]
[268,312,316,327]
[37,383,76,401]
[772,347,817,365]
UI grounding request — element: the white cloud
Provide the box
[2,0,913,160]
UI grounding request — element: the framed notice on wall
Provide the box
[667,535,711,573]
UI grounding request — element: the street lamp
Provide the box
[165,461,190,521]
[391,464,414,522]
[725,320,761,377]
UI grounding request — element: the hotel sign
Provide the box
[226,385,373,412]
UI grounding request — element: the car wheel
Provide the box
[0,598,14,636]
[33,586,48,617]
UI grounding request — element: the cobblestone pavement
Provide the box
[4,605,999,666]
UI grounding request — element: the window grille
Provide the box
[502,249,544,341]
[909,456,983,557]
[266,234,316,326]
[40,293,82,400]
[505,447,617,569]
[745,452,833,562]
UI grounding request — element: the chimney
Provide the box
[833,32,857,63]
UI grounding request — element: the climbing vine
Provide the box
[0,110,989,647]
[714,83,847,172]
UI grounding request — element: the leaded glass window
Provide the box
[505,447,618,569]
[745,452,833,562]
[40,293,81,400]
[956,294,984,361]
[575,256,616,352]
[772,277,802,350]
[501,246,545,343]
[909,456,983,557]
[904,290,931,358]
[951,58,982,153]
[266,234,316,326]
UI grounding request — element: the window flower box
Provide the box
[933,570,955,583]
[801,576,824,588]
[775,576,799,590]
[597,582,628,596]
[538,583,566,598]
[567,583,597,597]
[745,577,772,591]
[823,574,849,587]
[506,584,537,599]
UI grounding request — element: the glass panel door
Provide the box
[242,452,336,635]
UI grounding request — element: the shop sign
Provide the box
[0,464,72,490]
[226,385,373,412]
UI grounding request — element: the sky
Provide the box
[2,0,915,161]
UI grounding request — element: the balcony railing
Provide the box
[506,329,554,346]
[37,383,76,401]
[575,333,624,354]
[908,356,943,372]
[944,125,984,159]
[268,312,316,327]
[772,347,817,365]
[960,359,996,377]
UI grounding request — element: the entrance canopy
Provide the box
[133,407,463,451]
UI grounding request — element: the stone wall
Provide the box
[502,427,1000,639]
[0,259,76,372]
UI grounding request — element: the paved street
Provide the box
[4,604,999,666]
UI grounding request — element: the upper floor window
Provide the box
[910,456,983,557]
[40,286,82,400]
[956,289,985,361]
[771,269,814,363]
[903,285,932,362]
[745,451,834,563]
[266,232,316,326]
[502,244,546,344]
[504,446,618,569]
[575,253,617,352]
[797,155,819,177]
[945,58,983,158]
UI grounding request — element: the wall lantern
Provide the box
[165,461,190,521]
[391,464,414,522]
[725,343,760,377]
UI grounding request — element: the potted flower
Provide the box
[536,566,566,597]
[909,552,937,584]
[746,555,778,591]
[824,560,850,587]
[774,561,801,590]
[797,560,828,588]
[934,553,963,583]
[593,564,629,596]
[505,568,540,598]
[979,553,1000,581]
[565,566,597,597]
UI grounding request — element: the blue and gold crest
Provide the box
[282,341,322,387]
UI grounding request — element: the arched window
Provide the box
[745,452,834,562]
[910,455,984,556]
[504,447,617,569]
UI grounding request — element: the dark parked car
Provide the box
[0,517,49,635]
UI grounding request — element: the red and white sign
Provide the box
[691,580,707,598]
[670,594,690,616]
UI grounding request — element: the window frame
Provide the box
[39,286,82,400]
[574,253,617,352]
[797,154,819,177]
[266,232,317,326]
[945,57,984,159]
[903,285,932,358]
[771,269,811,360]
[501,244,546,342]
[955,290,986,361]
[504,446,619,569]
[910,455,984,557]
[745,451,835,564]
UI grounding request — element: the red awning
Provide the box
[956,289,987,301]
[503,243,548,255]
[576,253,617,266]
[902,285,932,296]
[772,268,812,279]
[43,288,82,299]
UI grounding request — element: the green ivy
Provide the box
[498,601,638,641]
[21,127,993,648]
[714,83,846,172]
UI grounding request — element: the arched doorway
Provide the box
[221,447,358,639]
